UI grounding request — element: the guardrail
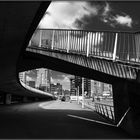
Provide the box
[28,29,140,65]
[20,80,53,97]
[95,102,115,123]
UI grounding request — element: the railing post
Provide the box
[67,31,70,53]
[51,30,55,50]
[87,32,90,57]
[77,86,79,104]
[39,30,42,48]
[113,33,118,61]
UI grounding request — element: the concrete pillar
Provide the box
[112,80,140,137]
[3,94,11,105]
[112,81,129,124]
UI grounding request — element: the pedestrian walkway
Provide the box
[0,101,132,138]
[39,100,113,125]
[39,100,90,111]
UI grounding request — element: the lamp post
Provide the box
[77,86,79,104]
[82,77,84,108]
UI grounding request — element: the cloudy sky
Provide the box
[50,71,74,90]
[39,1,139,31]
[36,1,140,90]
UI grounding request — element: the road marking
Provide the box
[68,114,117,127]
[117,107,131,127]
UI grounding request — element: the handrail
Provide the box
[20,80,53,97]
[36,28,135,34]
[28,29,140,66]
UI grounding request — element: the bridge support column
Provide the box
[3,94,11,105]
[112,81,140,137]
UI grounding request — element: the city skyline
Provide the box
[22,68,112,93]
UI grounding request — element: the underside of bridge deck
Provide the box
[19,48,140,137]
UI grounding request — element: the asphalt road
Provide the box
[0,100,132,139]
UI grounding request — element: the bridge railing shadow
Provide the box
[94,102,115,123]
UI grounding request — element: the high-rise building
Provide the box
[50,83,62,96]
[35,68,51,92]
[28,81,35,88]
[74,76,91,97]
[46,69,51,92]
[75,76,82,95]
[92,80,112,97]
[98,82,104,94]
[70,78,76,96]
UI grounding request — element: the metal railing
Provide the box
[28,29,140,65]
[95,102,115,123]
[20,80,53,97]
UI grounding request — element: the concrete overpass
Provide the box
[0,1,140,138]
[0,2,53,103]
[20,28,140,136]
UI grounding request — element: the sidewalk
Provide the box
[78,98,95,110]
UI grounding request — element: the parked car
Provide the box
[61,96,66,101]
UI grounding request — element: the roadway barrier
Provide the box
[78,98,115,123]
[20,80,53,97]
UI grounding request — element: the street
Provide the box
[0,100,132,138]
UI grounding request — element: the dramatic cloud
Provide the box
[113,15,132,27]
[73,2,135,29]
[99,3,133,28]
[39,1,90,29]
[39,1,138,31]
[103,3,110,16]
[51,74,74,90]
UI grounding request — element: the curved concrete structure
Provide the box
[1,1,140,137]
[0,2,51,98]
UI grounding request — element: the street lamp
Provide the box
[76,86,80,104]
[82,77,84,108]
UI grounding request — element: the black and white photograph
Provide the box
[0,0,139,139]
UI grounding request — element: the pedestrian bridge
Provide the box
[27,29,140,81]
[24,29,140,137]
[0,1,139,138]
